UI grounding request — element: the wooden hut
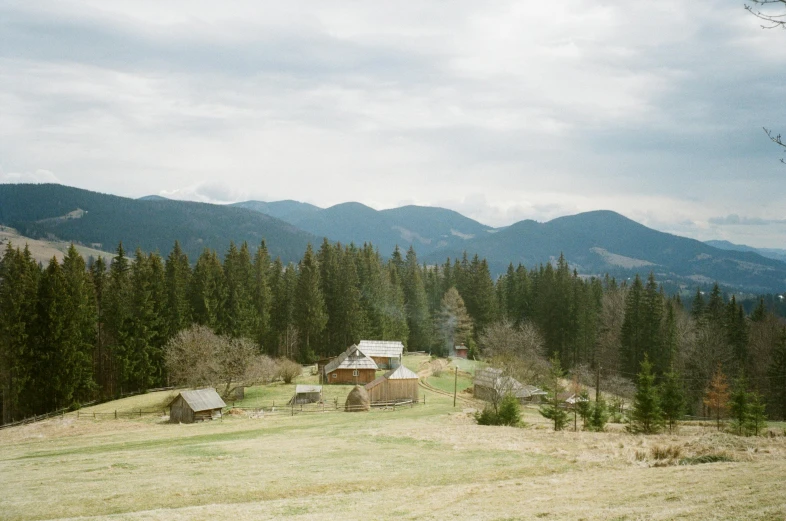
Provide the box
[453,343,468,359]
[168,389,226,423]
[324,344,378,384]
[357,340,404,369]
[474,368,544,404]
[288,385,323,405]
[365,365,419,403]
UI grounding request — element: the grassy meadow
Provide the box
[2,355,785,520]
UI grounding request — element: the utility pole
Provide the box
[453,366,458,408]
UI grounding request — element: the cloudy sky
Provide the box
[1,0,785,247]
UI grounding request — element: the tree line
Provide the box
[1,239,785,423]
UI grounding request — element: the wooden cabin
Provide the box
[357,340,404,369]
[364,365,419,403]
[288,385,323,405]
[453,343,468,359]
[323,344,378,384]
[168,389,226,423]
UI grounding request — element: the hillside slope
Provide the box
[423,210,786,293]
[0,184,316,262]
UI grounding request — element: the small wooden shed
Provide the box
[324,344,378,384]
[474,368,544,404]
[288,384,323,405]
[453,343,468,359]
[169,389,226,423]
[365,365,419,403]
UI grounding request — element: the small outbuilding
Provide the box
[474,368,545,404]
[364,365,419,404]
[288,384,323,405]
[169,389,226,423]
[357,340,404,369]
[453,343,468,359]
[324,344,379,384]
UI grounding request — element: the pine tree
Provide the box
[90,256,109,398]
[768,328,786,420]
[252,241,272,350]
[539,354,569,431]
[704,364,730,431]
[620,274,645,375]
[745,392,767,436]
[728,372,750,435]
[103,243,132,396]
[628,356,664,434]
[691,287,705,323]
[660,370,686,433]
[587,396,609,432]
[402,247,432,351]
[221,242,257,339]
[293,244,327,362]
[0,244,40,421]
[189,249,226,330]
[164,241,191,340]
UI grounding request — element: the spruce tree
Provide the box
[189,249,226,330]
[164,241,191,340]
[660,370,686,433]
[620,274,645,375]
[252,241,272,350]
[293,244,327,362]
[221,242,257,339]
[103,243,132,396]
[628,356,664,434]
[746,392,767,436]
[402,247,432,351]
[539,354,569,431]
[768,329,786,420]
[728,372,750,435]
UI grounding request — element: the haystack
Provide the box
[345,385,370,412]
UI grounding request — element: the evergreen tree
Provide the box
[103,243,132,396]
[690,287,705,323]
[221,242,257,339]
[587,396,609,432]
[402,247,432,351]
[384,262,410,344]
[660,370,686,433]
[750,299,767,322]
[90,256,109,398]
[333,245,366,351]
[620,274,645,375]
[0,244,40,421]
[189,249,226,330]
[293,244,327,362]
[163,241,191,340]
[539,354,569,431]
[728,372,750,435]
[252,241,272,350]
[725,296,748,365]
[746,392,767,436]
[628,356,664,434]
[768,329,786,420]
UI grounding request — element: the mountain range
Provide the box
[1,183,784,294]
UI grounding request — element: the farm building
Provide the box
[168,389,226,423]
[474,368,545,404]
[364,365,419,403]
[288,385,323,405]
[453,343,468,359]
[324,344,378,384]
[357,340,404,369]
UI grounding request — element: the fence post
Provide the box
[77,411,80,419]
[139,408,142,417]
[115,410,117,419]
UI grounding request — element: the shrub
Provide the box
[277,358,302,384]
[587,397,609,432]
[475,406,500,426]
[650,444,682,460]
[497,394,522,427]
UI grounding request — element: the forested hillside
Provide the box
[0,184,315,262]
[1,237,784,424]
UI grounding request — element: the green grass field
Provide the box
[2,357,786,520]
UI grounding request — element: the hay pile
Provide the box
[345,385,370,412]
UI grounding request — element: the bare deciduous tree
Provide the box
[480,319,548,385]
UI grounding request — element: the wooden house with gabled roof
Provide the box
[168,389,226,423]
[364,364,419,403]
[324,344,378,384]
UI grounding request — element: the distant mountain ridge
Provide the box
[0,184,316,262]
[2,184,784,294]
[705,240,786,263]
[234,199,496,256]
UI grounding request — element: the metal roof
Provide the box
[170,389,226,412]
[324,344,379,373]
[295,385,322,394]
[357,340,404,358]
[384,365,419,380]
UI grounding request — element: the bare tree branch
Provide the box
[745,0,786,29]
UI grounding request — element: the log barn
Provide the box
[168,389,226,423]
[357,340,404,369]
[364,365,419,403]
[323,344,378,384]
[288,385,323,405]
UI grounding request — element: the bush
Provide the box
[277,358,302,384]
[497,394,522,427]
[474,394,522,427]
[587,398,609,432]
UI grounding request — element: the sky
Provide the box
[1,1,785,248]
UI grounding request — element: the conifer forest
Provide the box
[1,238,784,424]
